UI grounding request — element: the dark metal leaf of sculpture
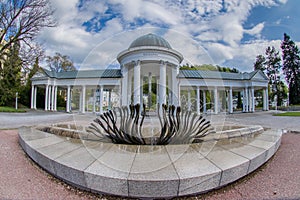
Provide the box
[87,104,213,145]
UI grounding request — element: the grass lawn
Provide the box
[273,112,300,117]
[0,106,26,113]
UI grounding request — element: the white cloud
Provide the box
[37,0,289,72]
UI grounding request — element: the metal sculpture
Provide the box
[87,104,212,145]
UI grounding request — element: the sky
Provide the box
[37,0,300,72]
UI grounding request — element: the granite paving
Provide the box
[0,110,300,199]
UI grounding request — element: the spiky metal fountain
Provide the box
[87,104,213,145]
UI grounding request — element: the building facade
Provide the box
[31,33,269,114]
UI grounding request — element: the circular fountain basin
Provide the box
[19,125,282,198]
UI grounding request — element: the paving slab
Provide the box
[205,146,250,186]
[84,144,137,196]
[218,140,267,173]
[128,145,179,198]
[166,144,221,196]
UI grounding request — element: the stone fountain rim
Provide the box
[18,126,282,198]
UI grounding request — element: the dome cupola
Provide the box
[129,33,172,49]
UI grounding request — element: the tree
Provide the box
[281,33,300,105]
[254,54,266,71]
[46,52,76,72]
[19,57,40,107]
[253,46,287,107]
[0,0,55,59]
[0,43,22,106]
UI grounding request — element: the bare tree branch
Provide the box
[0,0,56,59]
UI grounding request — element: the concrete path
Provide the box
[0,110,300,199]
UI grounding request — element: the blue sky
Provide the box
[38,0,299,72]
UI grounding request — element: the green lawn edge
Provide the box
[0,106,27,113]
[273,112,300,117]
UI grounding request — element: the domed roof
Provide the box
[129,33,172,49]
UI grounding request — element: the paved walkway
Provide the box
[0,110,300,199]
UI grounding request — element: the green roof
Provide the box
[178,70,267,80]
[42,69,122,79]
[36,68,267,81]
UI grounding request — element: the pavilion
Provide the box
[30,33,269,114]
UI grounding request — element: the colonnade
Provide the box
[121,61,179,109]
[31,85,58,111]
[184,86,269,115]
[30,84,115,114]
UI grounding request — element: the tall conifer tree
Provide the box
[281,33,300,105]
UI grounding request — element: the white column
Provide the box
[248,88,252,112]
[121,65,128,106]
[229,87,233,114]
[82,85,86,113]
[45,85,49,111]
[31,85,34,109]
[196,86,200,115]
[263,88,268,111]
[108,89,112,110]
[159,61,167,106]
[242,90,245,112]
[34,86,37,109]
[266,88,269,111]
[168,73,172,104]
[128,73,132,104]
[245,87,249,112]
[157,78,159,104]
[214,87,218,114]
[140,78,143,106]
[51,85,55,111]
[172,67,179,106]
[203,90,206,113]
[133,61,141,105]
[48,86,52,111]
[187,88,191,111]
[93,89,96,113]
[66,86,71,113]
[54,86,57,111]
[100,85,104,114]
[148,72,152,109]
[251,87,255,112]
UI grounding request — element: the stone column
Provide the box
[196,86,200,115]
[133,61,141,105]
[214,87,218,114]
[100,85,104,114]
[203,90,206,114]
[31,85,35,109]
[248,88,252,112]
[171,67,179,106]
[51,85,55,111]
[159,61,167,106]
[128,73,132,104]
[229,87,233,114]
[82,85,86,113]
[244,87,249,112]
[45,85,49,111]
[265,87,269,111]
[48,86,52,111]
[93,89,96,113]
[140,78,143,106]
[148,72,152,109]
[108,89,112,110]
[263,88,267,111]
[251,87,255,112]
[34,86,37,109]
[187,88,191,111]
[54,86,57,111]
[121,65,128,106]
[66,86,71,113]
